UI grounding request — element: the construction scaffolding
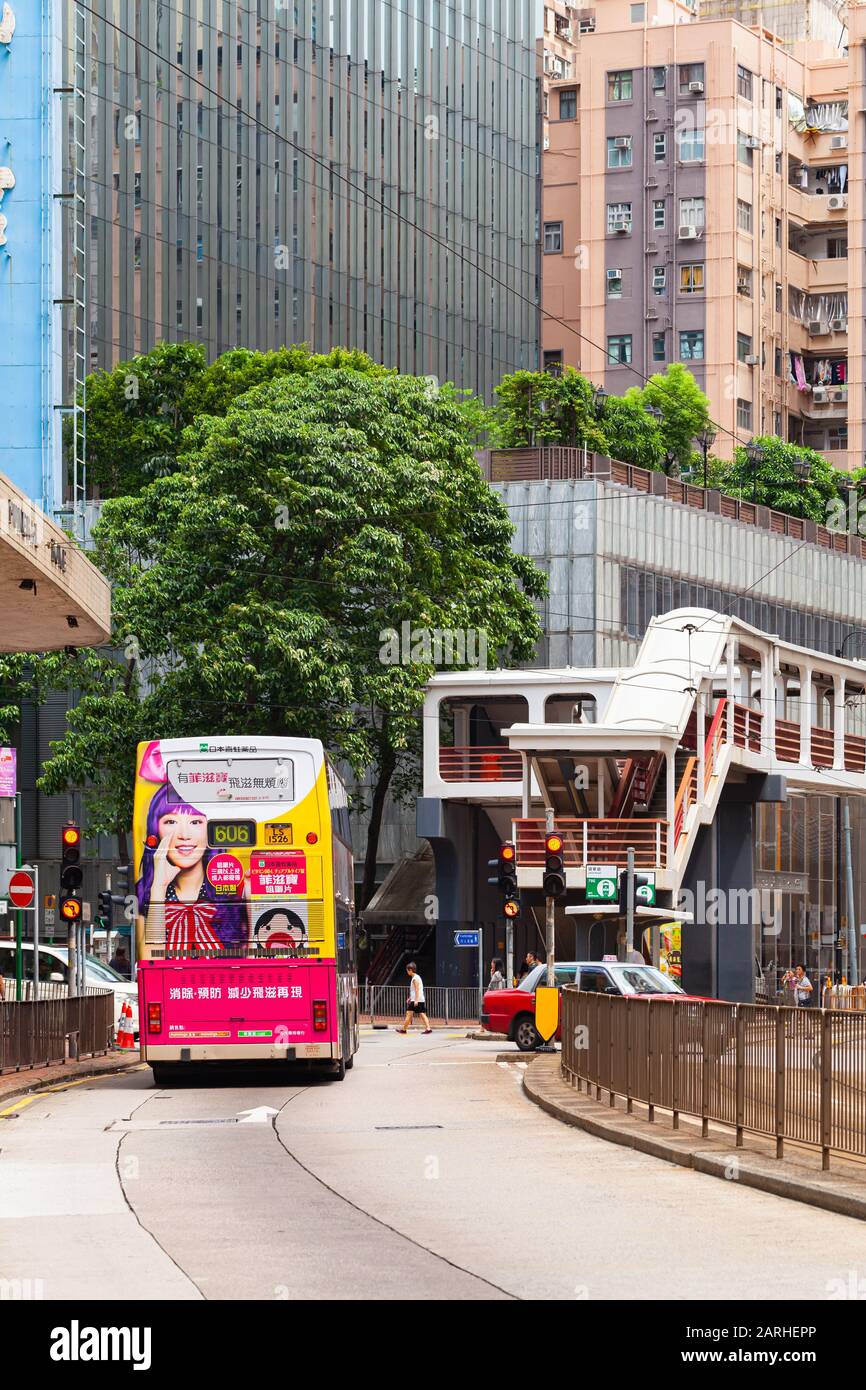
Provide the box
[697,0,848,47]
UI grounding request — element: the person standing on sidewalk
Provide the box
[396,962,432,1034]
[488,958,506,991]
[793,964,813,1007]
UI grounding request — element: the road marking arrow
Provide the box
[237,1106,279,1124]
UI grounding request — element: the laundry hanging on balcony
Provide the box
[789,352,808,390]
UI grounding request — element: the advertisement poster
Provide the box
[0,746,16,798]
[132,739,324,956]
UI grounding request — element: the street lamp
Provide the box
[792,454,812,483]
[745,438,765,504]
[694,427,717,489]
[593,385,608,419]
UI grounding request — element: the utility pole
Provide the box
[843,799,859,985]
[618,848,635,962]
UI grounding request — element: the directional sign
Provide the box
[454,930,480,948]
[8,871,35,909]
[586,864,618,903]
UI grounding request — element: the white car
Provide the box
[0,940,138,1040]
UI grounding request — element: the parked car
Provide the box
[0,940,138,1040]
[482,959,704,1051]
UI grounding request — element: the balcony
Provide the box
[515,817,668,871]
[439,746,523,783]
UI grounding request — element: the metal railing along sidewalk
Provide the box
[359,983,481,1026]
[0,989,115,1073]
[560,988,866,1171]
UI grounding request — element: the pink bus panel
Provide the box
[139,958,338,1047]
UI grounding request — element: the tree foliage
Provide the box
[716,437,844,522]
[27,364,547,906]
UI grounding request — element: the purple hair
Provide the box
[136,782,248,946]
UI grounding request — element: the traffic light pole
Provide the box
[619,847,635,963]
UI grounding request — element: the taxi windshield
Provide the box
[609,965,681,995]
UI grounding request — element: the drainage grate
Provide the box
[159,1118,238,1127]
[374,1124,443,1131]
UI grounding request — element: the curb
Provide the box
[523,1055,866,1223]
[0,1056,141,1107]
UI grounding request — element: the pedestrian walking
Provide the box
[396,962,432,1034]
[517,951,541,981]
[488,958,506,991]
[109,945,131,978]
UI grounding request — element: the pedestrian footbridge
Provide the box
[422,608,866,896]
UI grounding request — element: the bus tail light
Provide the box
[147,1002,162,1035]
[313,999,327,1032]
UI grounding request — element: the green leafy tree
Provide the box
[717,437,843,522]
[21,365,546,908]
[493,368,607,452]
[600,389,664,470]
[640,363,712,473]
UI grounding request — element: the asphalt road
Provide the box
[2,1028,865,1300]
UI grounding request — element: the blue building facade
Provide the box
[0,0,61,511]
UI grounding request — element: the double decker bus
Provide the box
[134,736,358,1084]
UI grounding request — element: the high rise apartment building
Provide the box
[541,0,865,469]
[68,0,540,405]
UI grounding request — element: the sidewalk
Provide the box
[0,1052,141,1107]
[523,1053,866,1222]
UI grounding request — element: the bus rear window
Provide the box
[167,758,294,803]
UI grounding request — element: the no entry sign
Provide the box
[8,870,35,909]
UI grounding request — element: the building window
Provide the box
[679,330,704,360]
[679,196,705,229]
[737,65,753,100]
[775,283,782,311]
[652,66,667,91]
[543,221,564,253]
[679,63,705,95]
[737,332,753,362]
[737,130,755,166]
[775,150,782,174]
[652,199,666,229]
[607,71,634,102]
[653,132,667,162]
[607,202,632,233]
[775,347,782,376]
[652,332,666,361]
[652,266,666,294]
[737,399,753,431]
[775,217,782,246]
[629,4,645,21]
[559,88,577,120]
[776,86,783,114]
[607,135,633,168]
[737,199,753,232]
[543,350,564,374]
[737,265,752,296]
[608,334,633,365]
[607,268,623,298]
[828,236,848,258]
[677,126,705,162]
[679,263,705,294]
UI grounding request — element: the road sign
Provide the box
[586,864,618,903]
[635,873,656,907]
[8,870,35,909]
[454,930,480,948]
[44,909,55,926]
[535,985,559,1044]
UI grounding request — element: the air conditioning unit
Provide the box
[831,317,847,332]
[607,267,622,280]
[613,136,631,148]
[678,224,699,239]
[737,278,750,293]
[612,219,631,233]
[744,135,760,149]
[578,18,596,34]
[744,354,759,365]
[543,136,551,150]
[812,387,828,403]
[828,194,848,210]
[830,134,848,150]
[688,80,704,93]
[832,388,846,401]
[808,320,825,335]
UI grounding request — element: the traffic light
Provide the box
[60,822,83,923]
[97,889,113,922]
[618,870,654,915]
[488,841,520,920]
[543,832,566,900]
